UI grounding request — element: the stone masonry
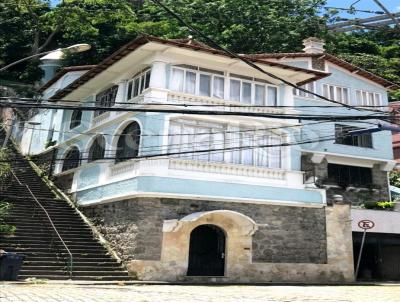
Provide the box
[301,154,390,206]
[83,198,327,264]
[81,197,354,282]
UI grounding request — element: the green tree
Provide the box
[138,0,328,53]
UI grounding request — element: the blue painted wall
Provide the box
[76,176,324,205]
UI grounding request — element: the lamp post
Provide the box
[0,44,91,72]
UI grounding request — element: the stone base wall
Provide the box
[82,198,354,283]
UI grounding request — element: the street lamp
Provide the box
[0,44,91,72]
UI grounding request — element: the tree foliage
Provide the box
[0,0,399,99]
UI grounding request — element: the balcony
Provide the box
[71,158,306,192]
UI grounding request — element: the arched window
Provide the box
[62,147,81,172]
[70,110,82,129]
[88,135,106,162]
[116,122,141,163]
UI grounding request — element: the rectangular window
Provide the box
[355,89,382,107]
[168,120,282,168]
[127,82,133,100]
[169,65,278,106]
[213,76,225,99]
[230,79,241,102]
[199,74,211,97]
[185,71,196,94]
[95,85,118,117]
[328,164,372,187]
[171,68,184,92]
[293,82,316,99]
[322,84,349,104]
[255,84,266,105]
[126,69,151,101]
[335,124,373,148]
[267,86,278,106]
[241,82,252,104]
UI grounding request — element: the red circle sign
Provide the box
[358,220,375,230]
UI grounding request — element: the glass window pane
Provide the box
[242,82,252,104]
[133,78,140,97]
[195,127,210,160]
[231,131,241,164]
[230,79,241,102]
[255,84,265,105]
[140,75,146,94]
[213,76,225,99]
[322,84,329,98]
[299,84,307,97]
[127,82,133,100]
[267,86,277,106]
[256,135,269,167]
[199,74,211,96]
[268,136,281,168]
[375,93,381,106]
[329,85,335,101]
[241,133,253,165]
[362,91,368,105]
[368,93,374,106]
[210,132,224,162]
[144,71,151,89]
[171,68,184,92]
[343,88,349,104]
[356,91,362,105]
[185,71,196,94]
[336,87,342,102]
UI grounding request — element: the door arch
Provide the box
[187,224,225,276]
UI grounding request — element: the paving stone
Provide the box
[1,284,400,302]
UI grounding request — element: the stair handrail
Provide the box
[9,169,73,278]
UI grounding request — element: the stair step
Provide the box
[18,275,132,281]
[0,134,131,281]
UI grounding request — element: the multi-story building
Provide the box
[14,36,399,282]
[389,101,400,163]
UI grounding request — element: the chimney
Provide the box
[39,50,64,84]
[302,37,325,54]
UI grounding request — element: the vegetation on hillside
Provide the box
[0,0,398,98]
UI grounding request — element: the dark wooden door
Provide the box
[187,224,225,276]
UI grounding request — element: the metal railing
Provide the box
[10,169,73,277]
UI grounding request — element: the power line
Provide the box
[148,0,366,112]
[3,132,348,164]
[1,96,394,109]
[0,99,392,121]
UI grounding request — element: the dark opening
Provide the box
[94,85,118,117]
[115,122,141,163]
[353,232,400,281]
[335,124,373,148]
[187,224,225,276]
[62,147,80,171]
[88,135,106,162]
[70,109,82,129]
[328,163,372,188]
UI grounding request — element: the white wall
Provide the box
[352,208,400,234]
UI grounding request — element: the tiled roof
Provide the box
[38,65,97,93]
[49,35,330,100]
[248,53,400,90]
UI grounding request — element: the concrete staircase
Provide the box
[0,134,131,281]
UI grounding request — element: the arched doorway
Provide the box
[187,224,225,276]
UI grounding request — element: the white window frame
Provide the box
[322,84,350,104]
[169,65,279,106]
[126,68,151,101]
[355,89,382,107]
[168,119,283,168]
[293,82,316,99]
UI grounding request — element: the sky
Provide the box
[325,0,399,18]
